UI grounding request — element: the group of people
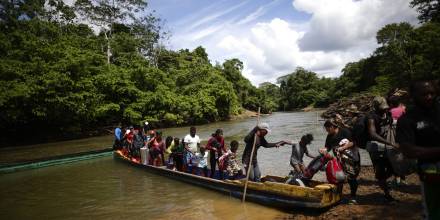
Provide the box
[233,80,439,219]
[113,80,439,219]
[279,80,439,219]
[114,125,243,180]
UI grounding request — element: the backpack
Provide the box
[303,154,332,179]
[326,157,346,184]
[351,115,369,149]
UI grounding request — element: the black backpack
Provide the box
[351,115,369,149]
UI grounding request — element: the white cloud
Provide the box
[293,0,419,51]
[186,1,248,31]
[236,0,280,25]
[168,0,419,86]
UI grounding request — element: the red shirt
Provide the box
[206,136,226,154]
[150,137,166,152]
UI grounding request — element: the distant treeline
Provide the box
[0,0,439,145]
[0,0,277,145]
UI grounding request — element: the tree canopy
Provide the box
[0,0,274,145]
[1,0,440,146]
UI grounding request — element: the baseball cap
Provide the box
[373,96,389,110]
[257,122,271,132]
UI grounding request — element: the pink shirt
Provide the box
[390,106,405,120]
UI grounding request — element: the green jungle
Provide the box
[0,0,439,145]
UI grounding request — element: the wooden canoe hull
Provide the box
[113,150,341,210]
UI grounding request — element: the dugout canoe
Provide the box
[113,150,342,210]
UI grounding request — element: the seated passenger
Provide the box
[219,140,242,179]
[149,130,166,166]
[123,126,134,152]
[194,146,209,177]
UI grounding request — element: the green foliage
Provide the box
[278,67,335,110]
[0,1,245,144]
[330,21,440,101]
[1,0,440,146]
[219,58,276,113]
[410,0,440,23]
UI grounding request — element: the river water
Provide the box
[0,112,372,219]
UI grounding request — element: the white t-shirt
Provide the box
[195,152,209,168]
[184,134,200,153]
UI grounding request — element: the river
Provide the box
[0,112,372,219]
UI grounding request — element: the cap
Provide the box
[144,121,149,125]
[257,122,271,132]
[373,96,389,110]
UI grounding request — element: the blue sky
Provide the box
[148,0,418,86]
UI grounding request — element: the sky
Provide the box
[148,0,419,86]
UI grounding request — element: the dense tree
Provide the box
[411,0,440,23]
[277,67,335,110]
[1,0,440,147]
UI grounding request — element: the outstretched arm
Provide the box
[399,143,440,159]
[305,150,316,159]
[264,141,287,148]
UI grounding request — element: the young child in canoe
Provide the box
[194,146,209,177]
[219,140,242,179]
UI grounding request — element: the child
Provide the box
[285,134,315,185]
[219,140,242,179]
[194,146,209,177]
[289,134,315,176]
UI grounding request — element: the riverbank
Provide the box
[288,166,422,219]
[1,108,263,149]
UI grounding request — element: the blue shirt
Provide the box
[115,128,122,141]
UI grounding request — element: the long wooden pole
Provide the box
[242,107,261,203]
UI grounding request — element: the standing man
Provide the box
[397,80,440,219]
[366,96,398,202]
[242,123,286,182]
[184,126,201,173]
[320,119,360,204]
